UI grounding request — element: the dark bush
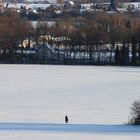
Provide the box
[129,99,140,125]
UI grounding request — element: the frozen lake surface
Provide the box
[0,65,140,139]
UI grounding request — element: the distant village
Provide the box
[1,0,140,20]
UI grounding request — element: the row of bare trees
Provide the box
[37,12,140,65]
[0,11,33,63]
[0,12,29,48]
[0,11,140,65]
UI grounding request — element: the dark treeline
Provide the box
[0,11,33,63]
[0,11,140,65]
[40,12,140,65]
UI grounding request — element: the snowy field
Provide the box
[0,65,140,139]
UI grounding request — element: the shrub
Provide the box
[129,99,140,125]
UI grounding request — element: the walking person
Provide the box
[65,115,69,124]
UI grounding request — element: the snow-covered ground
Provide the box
[1,131,140,140]
[0,123,139,139]
[0,65,140,139]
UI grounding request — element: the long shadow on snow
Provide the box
[0,123,139,134]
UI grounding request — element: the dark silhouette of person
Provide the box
[65,115,69,124]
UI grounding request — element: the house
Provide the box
[118,2,140,10]
[35,43,59,63]
[64,0,75,10]
[16,42,61,63]
[104,1,140,11]
[44,5,61,18]
[80,4,91,13]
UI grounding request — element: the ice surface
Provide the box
[0,65,140,139]
[0,65,139,124]
[0,123,139,134]
[0,124,140,140]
